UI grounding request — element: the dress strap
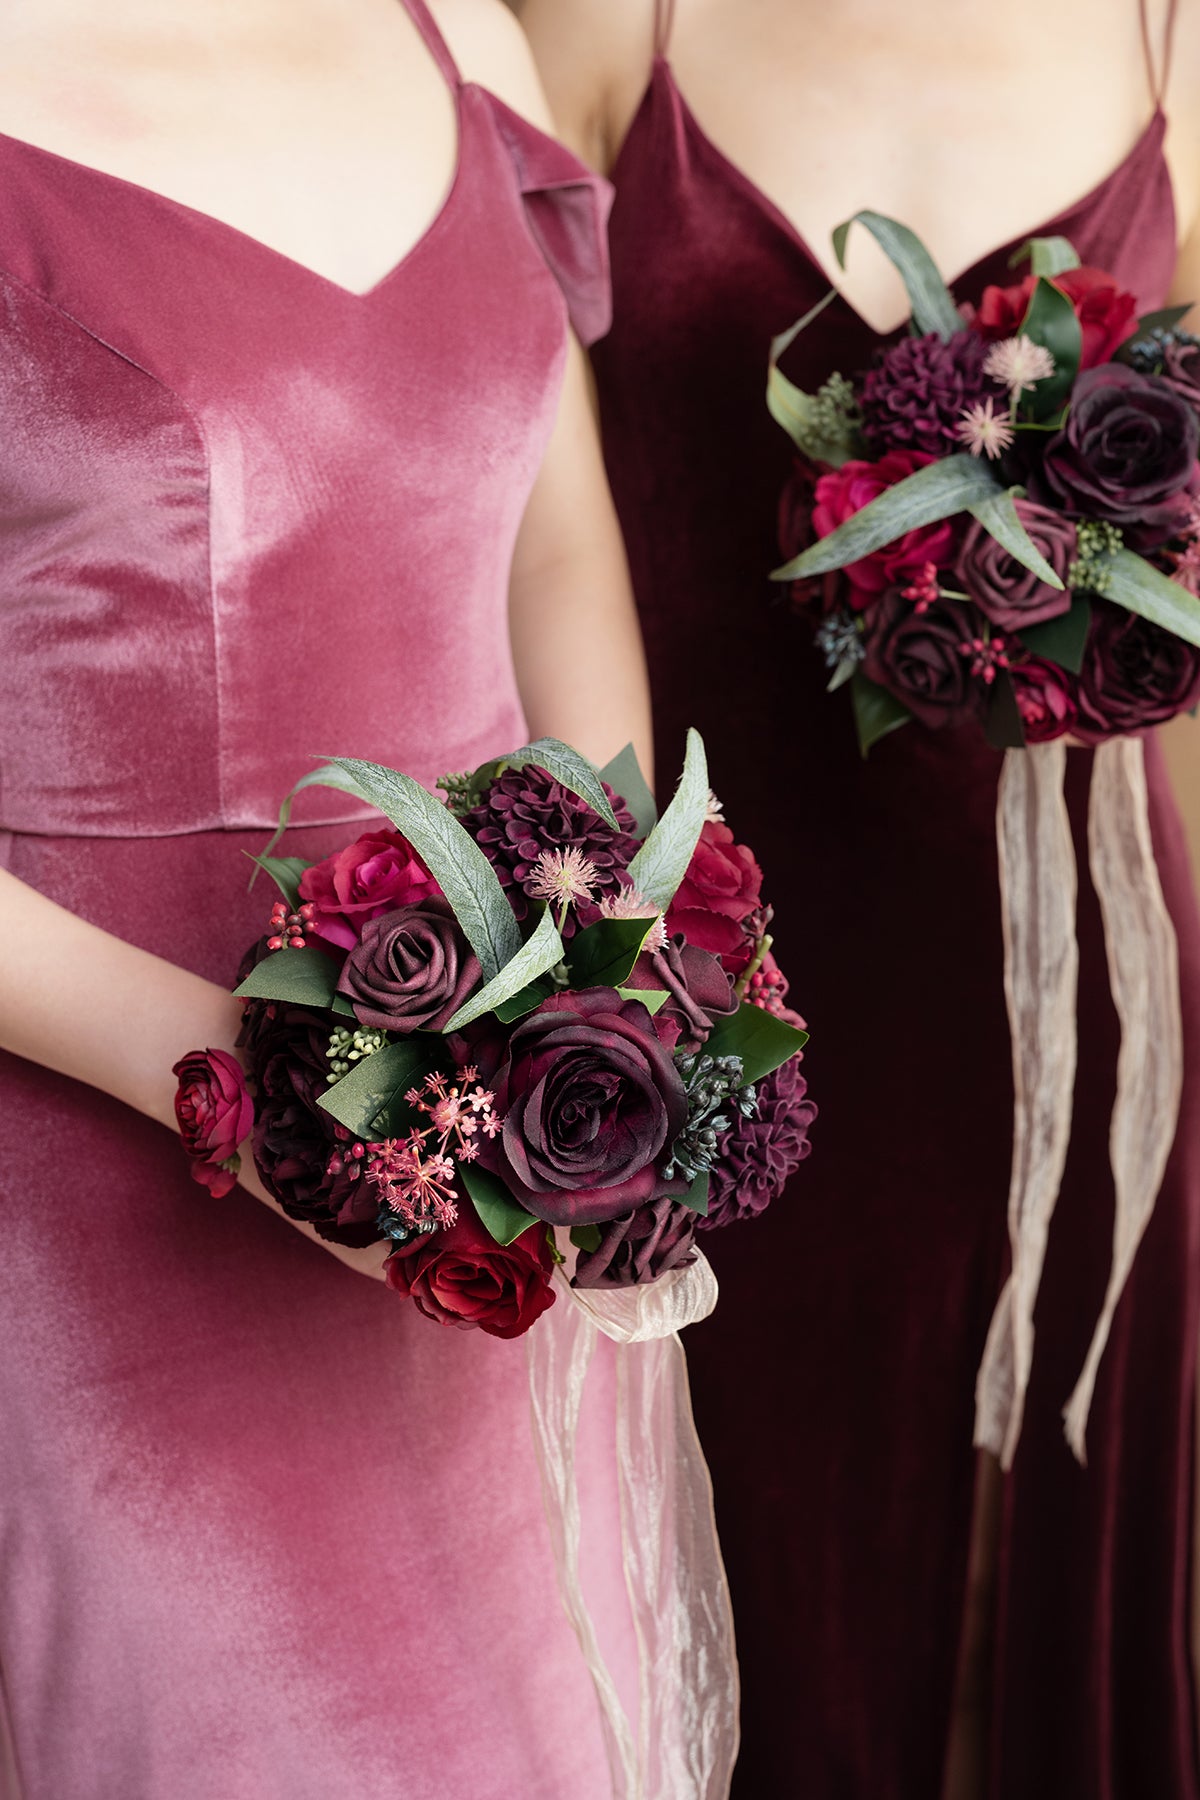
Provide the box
[1138,0,1180,108]
[654,0,678,56]
[399,0,463,88]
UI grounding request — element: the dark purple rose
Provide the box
[1072,603,1200,741]
[1036,364,1200,549]
[172,1047,253,1198]
[572,1194,698,1289]
[622,935,738,1053]
[385,1205,556,1339]
[860,329,1000,458]
[337,898,481,1033]
[478,988,690,1227]
[462,766,639,935]
[862,592,987,728]
[700,1057,816,1231]
[956,500,1076,631]
[1159,335,1200,412]
[240,1000,379,1245]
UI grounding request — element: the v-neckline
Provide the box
[625,56,1173,339]
[0,80,472,303]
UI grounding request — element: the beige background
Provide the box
[1163,717,1200,884]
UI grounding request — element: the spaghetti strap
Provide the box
[400,0,462,87]
[654,0,678,56]
[1138,0,1180,108]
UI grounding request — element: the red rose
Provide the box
[812,451,957,608]
[972,267,1139,371]
[665,820,764,974]
[172,1047,254,1198]
[299,830,441,953]
[385,1206,556,1339]
[1010,656,1079,744]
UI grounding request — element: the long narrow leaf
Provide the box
[832,212,961,341]
[443,906,564,1032]
[626,727,709,909]
[600,742,657,839]
[508,738,618,830]
[1106,550,1200,648]
[1008,236,1080,278]
[245,852,311,905]
[301,758,521,982]
[773,455,1003,582]
[1018,279,1081,418]
[967,490,1065,589]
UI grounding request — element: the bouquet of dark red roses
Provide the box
[766,215,1200,1471]
[771,215,1200,753]
[175,732,813,1340]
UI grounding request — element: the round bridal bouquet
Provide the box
[175,732,814,1339]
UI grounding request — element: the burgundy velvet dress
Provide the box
[0,6,635,1795]
[591,17,1200,1797]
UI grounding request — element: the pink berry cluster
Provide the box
[267,900,318,952]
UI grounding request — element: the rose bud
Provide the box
[973,267,1138,370]
[572,1194,698,1289]
[1035,364,1200,550]
[299,829,440,952]
[337,897,481,1033]
[172,1047,254,1198]
[1072,603,1200,742]
[479,988,690,1227]
[956,500,1075,631]
[385,1206,556,1339]
[1010,656,1080,744]
[862,592,987,729]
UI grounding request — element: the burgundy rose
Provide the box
[1010,656,1080,743]
[700,1057,816,1231]
[622,934,738,1053]
[1035,364,1200,549]
[1159,335,1200,412]
[172,1047,253,1198]
[478,988,690,1227]
[812,451,958,609]
[572,1194,698,1289]
[1073,603,1200,741]
[337,898,481,1033]
[299,830,440,953]
[385,1206,556,1339]
[956,500,1075,631]
[240,999,379,1244]
[973,267,1139,370]
[862,591,987,729]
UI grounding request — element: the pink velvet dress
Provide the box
[591,3,1200,1794]
[0,6,634,1794]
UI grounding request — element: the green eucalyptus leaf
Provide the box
[678,1170,711,1217]
[967,490,1065,589]
[827,654,860,693]
[600,742,658,839]
[616,986,669,1014]
[704,1002,808,1086]
[626,727,709,909]
[494,975,558,1025]
[851,673,913,758]
[245,853,311,906]
[1017,594,1092,673]
[233,945,342,1009]
[773,454,1003,582]
[286,758,521,982]
[831,211,961,341]
[1105,549,1200,648]
[570,1223,602,1253]
[316,1039,435,1138]
[1017,278,1081,419]
[566,916,654,990]
[767,289,842,449]
[460,1161,537,1246]
[443,906,564,1032]
[505,738,618,830]
[1007,236,1081,278]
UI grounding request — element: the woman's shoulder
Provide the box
[428,0,559,133]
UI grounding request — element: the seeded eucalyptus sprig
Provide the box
[664,1052,758,1183]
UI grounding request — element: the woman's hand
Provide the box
[237,1153,392,1283]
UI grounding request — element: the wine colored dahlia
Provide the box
[461,767,639,928]
[860,330,1002,458]
[699,1057,816,1231]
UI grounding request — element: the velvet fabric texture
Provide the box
[0,5,636,1795]
[593,53,1200,1800]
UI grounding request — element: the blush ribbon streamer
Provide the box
[975,736,1182,1468]
[526,1252,739,1799]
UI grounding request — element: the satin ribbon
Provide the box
[975,736,1183,1469]
[526,1253,739,1799]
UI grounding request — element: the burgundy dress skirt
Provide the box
[592,48,1200,1799]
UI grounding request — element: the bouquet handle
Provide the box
[526,1257,739,1800]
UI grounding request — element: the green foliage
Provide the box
[626,727,710,909]
[1017,594,1093,674]
[565,916,654,990]
[444,906,564,1032]
[1105,549,1200,648]
[233,945,342,1009]
[245,853,311,907]
[570,1223,602,1253]
[679,1171,711,1217]
[703,1002,809,1087]
[1008,236,1081,279]
[600,742,658,840]
[1017,278,1081,419]
[831,211,962,341]
[316,1039,435,1138]
[773,455,1003,583]
[460,1161,537,1246]
[851,672,913,757]
[967,490,1065,589]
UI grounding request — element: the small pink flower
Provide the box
[983,334,1056,398]
[956,397,1015,459]
[527,847,600,907]
[597,885,669,952]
